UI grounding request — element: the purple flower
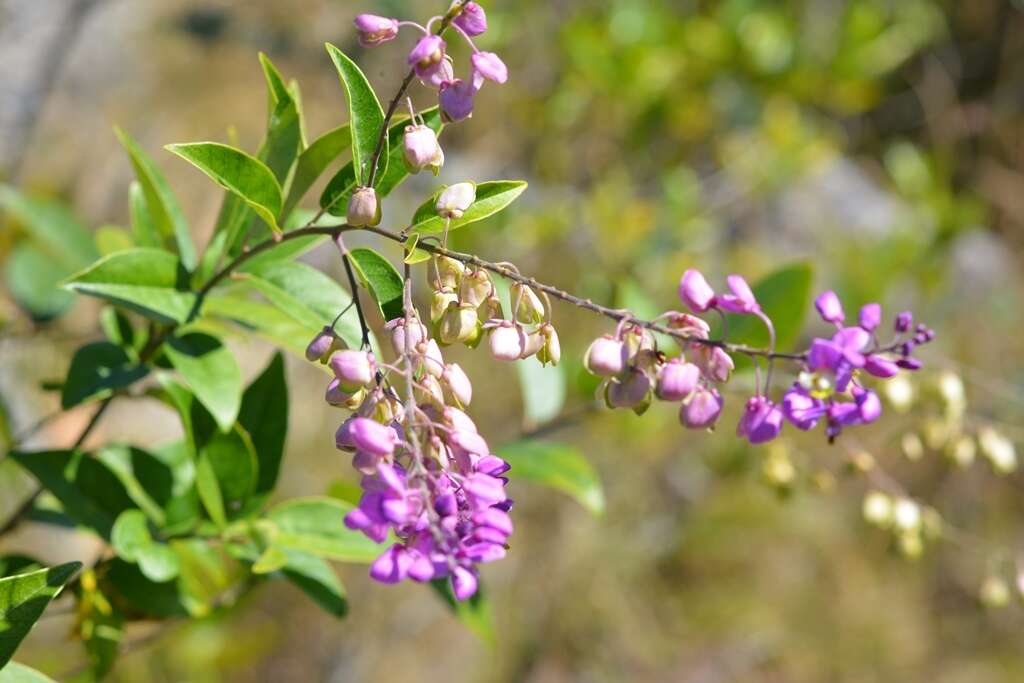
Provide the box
[717,275,760,314]
[451,565,478,600]
[346,417,398,457]
[305,326,337,362]
[655,359,700,401]
[863,354,899,378]
[453,2,487,36]
[782,385,825,431]
[895,311,913,333]
[693,345,734,383]
[354,14,399,47]
[584,335,626,377]
[678,269,715,313]
[439,78,477,122]
[329,350,375,391]
[859,303,881,332]
[814,290,845,325]
[471,52,508,88]
[737,396,783,444]
[370,544,412,583]
[605,368,652,409]
[408,35,447,83]
[462,473,507,509]
[680,386,723,429]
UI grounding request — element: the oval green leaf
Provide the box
[164,332,242,432]
[409,181,528,235]
[325,44,385,187]
[346,248,404,322]
[0,563,82,669]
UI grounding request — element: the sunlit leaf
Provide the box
[164,332,242,432]
[408,181,528,235]
[347,247,404,321]
[0,562,82,668]
[267,497,381,563]
[325,44,385,187]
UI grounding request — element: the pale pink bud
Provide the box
[353,14,399,47]
[403,124,444,175]
[451,566,478,601]
[605,369,651,409]
[679,269,715,313]
[519,329,544,359]
[418,338,445,378]
[452,1,487,36]
[680,386,724,430]
[435,182,476,219]
[656,359,700,401]
[329,350,376,391]
[666,312,711,338]
[385,317,428,355]
[346,186,380,227]
[584,335,625,377]
[449,429,490,462]
[442,363,472,406]
[694,345,734,383]
[488,321,525,361]
[305,326,338,362]
[459,269,492,307]
[444,406,477,433]
[416,374,446,404]
[338,416,397,456]
[471,51,508,89]
[325,378,363,407]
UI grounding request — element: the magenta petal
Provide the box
[370,545,411,584]
[451,566,478,600]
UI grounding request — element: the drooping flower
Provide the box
[655,359,700,401]
[678,269,715,313]
[354,14,399,47]
[439,78,477,122]
[347,186,381,227]
[471,52,508,88]
[453,2,487,36]
[680,386,723,429]
[436,182,476,219]
[403,124,444,175]
[717,275,760,314]
[408,35,447,84]
[737,396,783,444]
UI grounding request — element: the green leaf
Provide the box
[194,452,226,528]
[201,425,258,522]
[498,441,605,516]
[267,497,382,563]
[325,44,385,187]
[251,546,288,574]
[128,181,159,248]
[429,579,495,646]
[165,142,283,233]
[99,306,136,349]
[9,450,135,538]
[283,124,349,219]
[62,248,196,324]
[114,128,196,269]
[94,225,135,255]
[0,184,98,268]
[279,549,347,617]
[95,445,182,528]
[409,181,528,235]
[239,353,287,497]
[198,294,331,364]
[61,342,148,409]
[516,357,566,429]
[347,248,404,321]
[0,661,58,682]
[111,510,180,582]
[4,244,75,319]
[0,562,82,668]
[320,108,443,216]
[235,260,362,346]
[164,332,242,432]
[257,53,303,185]
[715,262,814,372]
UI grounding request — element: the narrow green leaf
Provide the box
[166,142,283,233]
[4,244,75,319]
[164,332,242,432]
[239,353,288,496]
[128,180,159,248]
[96,444,180,527]
[429,579,495,646]
[279,549,347,617]
[251,546,288,574]
[194,452,226,528]
[61,342,148,409]
[283,124,349,219]
[498,441,605,516]
[325,44,385,187]
[409,181,528,235]
[0,562,82,668]
[0,661,58,682]
[267,497,382,563]
[62,248,196,324]
[10,450,136,538]
[201,426,258,520]
[347,248,404,321]
[0,184,98,269]
[257,53,303,184]
[320,108,443,216]
[114,128,196,269]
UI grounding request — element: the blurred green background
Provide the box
[2,0,1024,680]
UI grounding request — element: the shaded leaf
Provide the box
[0,661,58,682]
[279,549,347,617]
[239,352,288,497]
[283,124,349,219]
[61,342,148,409]
[164,332,242,432]
[347,248,404,321]
[409,181,528,235]
[0,562,82,668]
[498,441,605,516]
[430,579,495,646]
[111,509,180,582]
[114,128,196,269]
[4,244,74,319]
[325,44,385,187]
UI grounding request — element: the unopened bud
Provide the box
[436,182,476,219]
[605,368,651,410]
[417,338,445,378]
[510,283,545,324]
[655,358,700,401]
[584,335,625,377]
[347,186,381,227]
[403,124,444,175]
[329,350,376,391]
[519,329,544,359]
[537,323,560,366]
[416,374,446,405]
[385,317,428,355]
[439,302,479,345]
[488,321,524,361]
[680,386,723,430]
[325,378,364,408]
[460,269,492,308]
[305,326,339,362]
[442,363,472,407]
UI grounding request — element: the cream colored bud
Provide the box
[862,491,892,528]
[978,426,1017,474]
[510,282,545,324]
[901,432,925,461]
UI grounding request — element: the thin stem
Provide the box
[754,310,777,393]
[335,233,373,350]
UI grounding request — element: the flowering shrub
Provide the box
[0,0,1018,678]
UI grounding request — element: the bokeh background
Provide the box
[2,0,1024,680]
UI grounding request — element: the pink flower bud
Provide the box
[605,369,651,409]
[415,374,446,405]
[864,354,899,378]
[694,345,734,383]
[408,35,447,83]
[443,406,478,433]
[680,386,723,429]
[329,350,375,391]
[584,335,625,377]
[717,275,760,314]
[655,359,700,401]
[459,269,492,307]
[859,303,882,331]
[679,269,715,313]
[471,51,508,88]
[450,429,490,462]
[442,362,473,406]
[439,78,476,122]
[537,323,560,366]
[418,338,446,378]
[488,320,525,361]
[519,330,544,359]
[463,473,506,508]
[511,282,545,324]
[451,566,478,601]
[370,544,410,584]
[453,1,487,36]
[305,326,338,362]
[666,312,711,338]
[814,290,845,324]
[435,182,476,219]
[439,302,479,345]
[385,317,428,355]
[345,417,397,457]
[325,379,364,408]
[346,186,380,227]
[353,14,399,47]
[403,124,444,175]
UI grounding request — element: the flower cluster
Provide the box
[584,269,933,445]
[306,320,513,601]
